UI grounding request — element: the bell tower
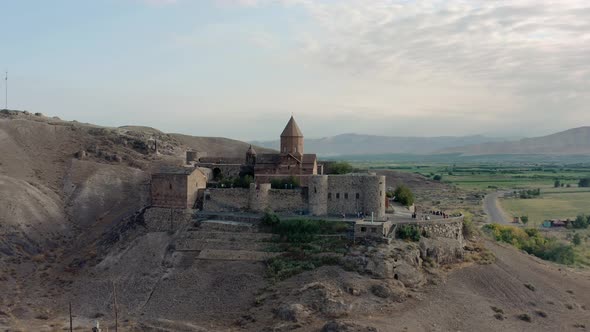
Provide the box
[280,116,304,157]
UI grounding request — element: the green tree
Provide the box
[393,184,415,207]
[554,179,561,188]
[521,216,529,224]
[572,215,589,229]
[433,174,443,181]
[572,233,582,246]
[327,161,354,175]
[579,178,590,187]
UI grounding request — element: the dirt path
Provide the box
[483,191,512,224]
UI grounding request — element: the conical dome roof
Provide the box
[246,145,257,155]
[280,116,303,137]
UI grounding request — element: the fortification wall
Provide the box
[249,183,271,212]
[326,174,386,217]
[399,218,464,245]
[267,189,307,213]
[203,188,249,212]
[309,175,328,216]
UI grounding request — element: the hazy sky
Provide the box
[2,0,589,140]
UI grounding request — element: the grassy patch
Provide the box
[265,254,342,281]
[500,192,590,226]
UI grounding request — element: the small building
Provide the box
[354,220,393,239]
[151,166,208,209]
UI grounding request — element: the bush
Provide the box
[579,178,590,187]
[273,219,321,243]
[261,211,280,227]
[270,176,300,189]
[398,225,421,241]
[483,224,575,265]
[572,215,589,229]
[521,216,529,224]
[554,180,561,188]
[572,233,582,246]
[393,184,415,207]
[433,174,443,181]
[461,211,476,238]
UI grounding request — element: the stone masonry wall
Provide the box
[400,218,464,245]
[143,207,194,232]
[267,189,307,213]
[326,174,386,217]
[203,188,249,212]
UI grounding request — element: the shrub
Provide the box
[261,211,280,227]
[521,216,529,224]
[433,174,443,181]
[270,176,300,189]
[393,184,415,207]
[572,215,589,229]
[572,233,582,246]
[483,224,576,265]
[273,219,321,243]
[554,180,561,188]
[579,178,590,187]
[461,211,476,238]
[398,225,420,241]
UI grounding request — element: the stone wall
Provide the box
[203,188,249,212]
[267,189,307,213]
[143,207,194,232]
[398,218,464,245]
[324,174,386,217]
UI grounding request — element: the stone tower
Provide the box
[246,145,257,166]
[280,116,304,157]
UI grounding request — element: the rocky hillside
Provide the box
[0,110,266,274]
[438,126,590,155]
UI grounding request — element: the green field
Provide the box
[500,190,590,226]
[350,161,590,190]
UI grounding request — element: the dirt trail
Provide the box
[483,191,512,224]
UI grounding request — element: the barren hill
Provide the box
[171,133,275,158]
[438,127,590,156]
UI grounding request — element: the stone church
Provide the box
[249,116,321,186]
[151,116,386,218]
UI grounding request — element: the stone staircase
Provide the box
[173,219,279,261]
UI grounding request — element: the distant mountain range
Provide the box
[251,127,590,157]
[252,134,511,156]
[438,126,590,156]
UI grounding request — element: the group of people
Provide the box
[410,209,458,220]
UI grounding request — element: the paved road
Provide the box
[483,191,512,224]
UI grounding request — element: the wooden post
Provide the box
[112,281,118,332]
[69,301,73,332]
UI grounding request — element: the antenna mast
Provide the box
[4,71,6,110]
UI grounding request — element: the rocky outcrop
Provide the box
[419,238,464,265]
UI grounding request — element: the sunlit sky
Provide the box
[2,0,589,140]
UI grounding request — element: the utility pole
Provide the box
[69,302,73,332]
[4,71,7,110]
[112,281,118,332]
